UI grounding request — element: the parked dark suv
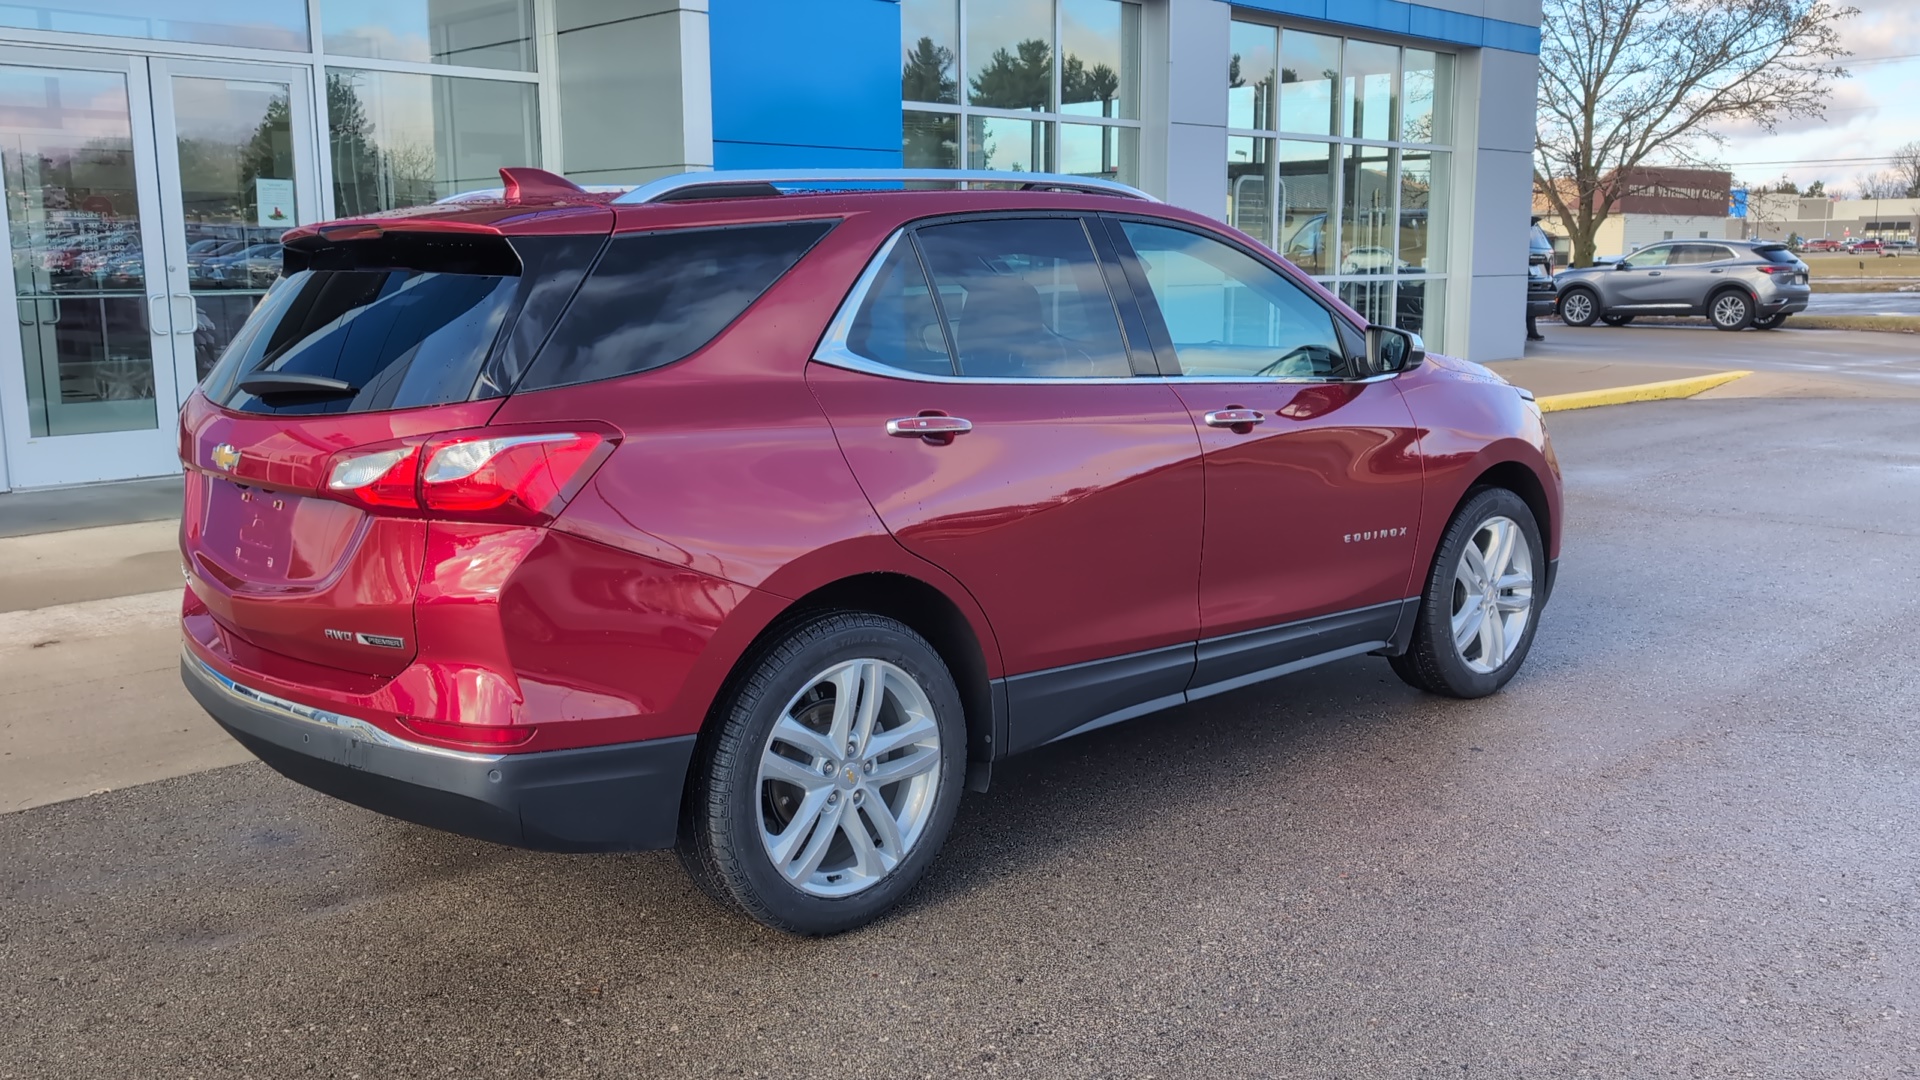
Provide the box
[1527,217,1558,324]
[179,168,1563,935]
[1555,239,1809,330]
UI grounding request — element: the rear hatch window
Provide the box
[201,231,602,414]
[1755,245,1800,264]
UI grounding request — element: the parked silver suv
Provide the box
[1554,240,1810,331]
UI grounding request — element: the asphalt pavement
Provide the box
[4,396,1918,1079]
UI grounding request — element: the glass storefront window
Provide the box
[1396,277,1442,343]
[966,0,1052,111]
[0,1,308,51]
[1228,21,1277,132]
[1278,141,1337,276]
[1226,136,1274,248]
[902,0,960,104]
[1278,30,1339,137]
[1398,151,1449,274]
[1340,144,1393,275]
[1060,122,1136,185]
[1343,40,1397,142]
[905,110,960,168]
[321,0,535,72]
[1402,50,1453,144]
[1060,0,1139,120]
[327,68,538,215]
[1338,279,1394,329]
[0,65,157,437]
[901,0,1143,181]
[968,115,1046,172]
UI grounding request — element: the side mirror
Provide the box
[1362,325,1424,377]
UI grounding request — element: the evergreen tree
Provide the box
[970,39,1051,111]
[902,36,957,104]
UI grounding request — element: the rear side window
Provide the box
[519,221,834,390]
[205,263,520,416]
[911,217,1131,379]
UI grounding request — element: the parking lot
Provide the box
[4,351,1918,1077]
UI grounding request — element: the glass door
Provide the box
[149,58,319,404]
[0,47,176,488]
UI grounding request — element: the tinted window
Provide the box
[846,238,953,376]
[205,265,519,415]
[912,217,1131,379]
[1756,246,1798,264]
[1670,243,1732,265]
[1118,220,1344,379]
[521,221,834,390]
[1622,245,1670,269]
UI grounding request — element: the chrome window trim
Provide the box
[616,169,1157,206]
[185,650,505,763]
[810,228,1386,388]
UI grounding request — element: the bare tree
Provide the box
[1536,0,1855,267]
[1889,140,1920,199]
[1852,169,1907,201]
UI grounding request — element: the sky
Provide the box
[1713,0,1920,195]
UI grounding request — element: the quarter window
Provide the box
[847,240,955,376]
[911,217,1132,379]
[1117,220,1345,379]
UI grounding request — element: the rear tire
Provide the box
[1752,313,1787,330]
[1709,289,1754,331]
[678,612,966,935]
[1600,314,1635,327]
[1558,288,1600,327]
[1389,488,1544,699]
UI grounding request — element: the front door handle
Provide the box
[886,415,973,443]
[1203,408,1265,429]
[1647,271,1662,276]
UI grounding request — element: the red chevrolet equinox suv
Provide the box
[180,168,1562,935]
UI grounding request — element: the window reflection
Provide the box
[1278,30,1339,137]
[322,0,535,72]
[1398,151,1449,274]
[1060,0,1138,120]
[1059,123,1136,185]
[1228,21,1277,131]
[327,68,538,215]
[1343,40,1397,142]
[966,0,1053,111]
[968,116,1045,172]
[1402,51,1452,144]
[1227,136,1274,247]
[1340,144,1394,275]
[1278,141,1337,275]
[0,0,308,51]
[904,111,960,169]
[901,0,960,104]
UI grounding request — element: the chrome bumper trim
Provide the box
[182,648,503,763]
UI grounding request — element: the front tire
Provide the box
[1709,290,1754,331]
[678,612,966,935]
[1558,288,1600,327]
[1389,488,1544,699]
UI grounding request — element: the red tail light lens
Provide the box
[326,445,421,509]
[317,429,611,523]
[400,717,538,747]
[421,432,605,522]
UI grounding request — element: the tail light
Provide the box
[1756,265,1794,275]
[322,428,614,524]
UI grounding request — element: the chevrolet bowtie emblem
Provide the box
[211,443,239,472]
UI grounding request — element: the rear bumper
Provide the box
[182,650,695,852]
[1760,293,1809,314]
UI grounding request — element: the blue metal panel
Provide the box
[709,0,904,163]
[1226,0,1541,55]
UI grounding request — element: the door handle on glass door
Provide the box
[1203,408,1265,429]
[148,295,170,332]
[171,294,196,334]
[886,415,973,444]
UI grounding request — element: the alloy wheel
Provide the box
[1451,515,1534,674]
[1560,292,1593,324]
[756,658,943,898]
[1712,293,1750,328]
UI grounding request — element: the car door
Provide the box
[1608,243,1677,309]
[807,214,1205,752]
[1101,216,1424,698]
[1688,243,1744,308]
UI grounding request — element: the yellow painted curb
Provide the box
[1535,370,1753,413]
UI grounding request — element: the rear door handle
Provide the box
[1203,408,1265,429]
[1647,271,1662,276]
[886,415,972,439]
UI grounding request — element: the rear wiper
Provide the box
[238,372,359,398]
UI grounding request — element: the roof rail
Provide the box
[613,169,1157,205]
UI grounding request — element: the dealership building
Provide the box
[0,0,1542,491]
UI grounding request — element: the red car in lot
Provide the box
[1800,238,1841,252]
[179,168,1562,934]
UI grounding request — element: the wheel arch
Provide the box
[1464,459,1553,567]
